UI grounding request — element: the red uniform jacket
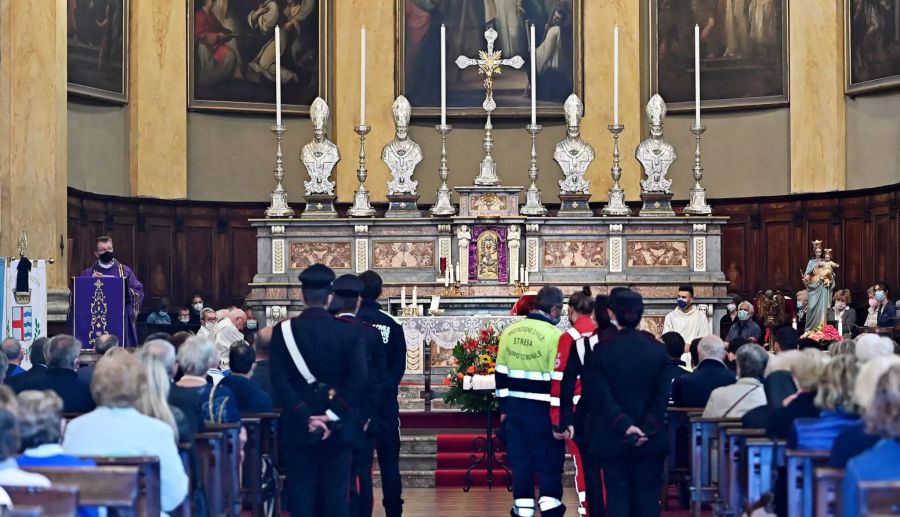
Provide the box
[550,315,597,426]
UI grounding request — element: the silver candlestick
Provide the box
[521,123,548,216]
[348,124,376,217]
[265,124,295,218]
[599,124,632,216]
[430,124,456,216]
[684,123,712,215]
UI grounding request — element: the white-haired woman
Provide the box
[725,301,762,342]
[168,336,239,435]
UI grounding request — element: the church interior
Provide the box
[0,0,899,515]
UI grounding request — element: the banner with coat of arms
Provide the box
[4,259,48,358]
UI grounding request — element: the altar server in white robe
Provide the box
[663,285,712,363]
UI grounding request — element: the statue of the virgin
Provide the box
[802,240,832,331]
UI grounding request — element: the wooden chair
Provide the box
[724,427,765,516]
[813,467,844,517]
[664,407,704,510]
[785,449,831,517]
[86,456,161,517]
[240,412,281,517]
[23,466,141,513]
[688,416,741,517]
[859,480,900,516]
[4,486,78,517]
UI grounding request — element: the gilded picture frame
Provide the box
[396,0,584,118]
[68,0,130,103]
[845,0,900,94]
[187,0,332,115]
[648,0,790,112]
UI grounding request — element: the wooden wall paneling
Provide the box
[230,225,256,306]
[182,223,216,307]
[721,223,747,294]
[142,217,175,305]
[842,217,865,292]
[763,221,792,291]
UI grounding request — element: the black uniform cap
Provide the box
[332,274,364,297]
[299,264,335,290]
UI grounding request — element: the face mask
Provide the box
[246,319,258,330]
[158,307,168,314]
[676,298,690,310]
[875,290,886,302]
[869,298,879,309]
[727,303,737,313]
[834,302,847,311]
[796,301,805,309]
[99,251,114,264]
[204,322,215,330]
[178,317,190,323]
[738,309,750,321]
[192,303,203,312]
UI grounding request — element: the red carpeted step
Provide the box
[436,433,506,454]
[434,468,512,488]
[436,451,508,469]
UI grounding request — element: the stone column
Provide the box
[129,0,187,198]
[789,1,846,192]
[583,1,641,201]
[0,0,68,290]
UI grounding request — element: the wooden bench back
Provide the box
[87,456,161,517]
[4,486,78,517]
[813,467,844,517]
[785,449,831,517]
[204,423,241,517]
[23,466,140,511]
[859,480,900,516]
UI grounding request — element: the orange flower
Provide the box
[443,376,451,385]
[466,365,476,374]
[456,372,465,379]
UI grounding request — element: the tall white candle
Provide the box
[360,26,367,126]
[694,24,700,127]
[441,24,447,127]
[401,286,406,308]
[613,25,619,126]
[519,266,525,284]
[412,286,418,307]
[530,24,537,126]
[455,263,461,284]
[524,270,530,287]
[444,266,450,287]
[275,26,282,126]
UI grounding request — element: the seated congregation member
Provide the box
[660,331,689,399]
[189,294,205,324]
[828,289,857,336]
[175,307,191,325]
[496,286,566,517]
[703,343,768,418]
[168,337,239,434]
[143,339,179,379]
[146,298,172,325]
[219,342,273,413]
[872,282,895,327]
[855,333,895,363]
[77,334,118,386]
[550,287,596,517]
[842,364,900,517]
[723,337,750,372]
[0,404,51,488]
[791,355,861,449]
[250,327,276,405]
[720,299,739,340]
[196,307,217,339]
[686,337,701,370]
[63,348,189,512]
[2,339,25,380]
[725,301,762,343]
[741,349,804,429]
[6,338,46,393]
[15,390,94,468]
[828,338,856,357]
[136,350,188,443]
[765,348,826,439]
[13,335,95,414]
[795,289,809,330]
[830,355,900,468]
[671,335,735,408]
[663,285,711,350]
[586,291,670,517]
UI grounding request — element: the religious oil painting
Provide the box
[397,0,584,117]
[188,0,331,114]
[649,0,789,111]
[846,0,900,93]
[68,0,129,103]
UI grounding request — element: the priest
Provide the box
[662,285,711,355]
[77,236,144,347]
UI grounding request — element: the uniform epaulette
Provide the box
[380,309,403,325]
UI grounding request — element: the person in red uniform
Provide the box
[550,286,597,516]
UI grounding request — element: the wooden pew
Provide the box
[240,412,281,517]
[859,480,900,516]
[724,428,766,517]
[689,416,741,517]
[194,430,226,516]
[786,449,831,517]
[4,486,78,517]
[171,443,193,517]
[814,467,844,517]
[201,422,242,516]
[745,437,786,505]
[88,456,161,517]
[664,407,704,510]
[712,422,748,516]
[23,466,141,513]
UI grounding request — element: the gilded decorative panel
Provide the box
[289,241,352,269]
[543,241,607,268]
[640,316,666,339]
[626,240,689,267]
[372,241,435,269]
